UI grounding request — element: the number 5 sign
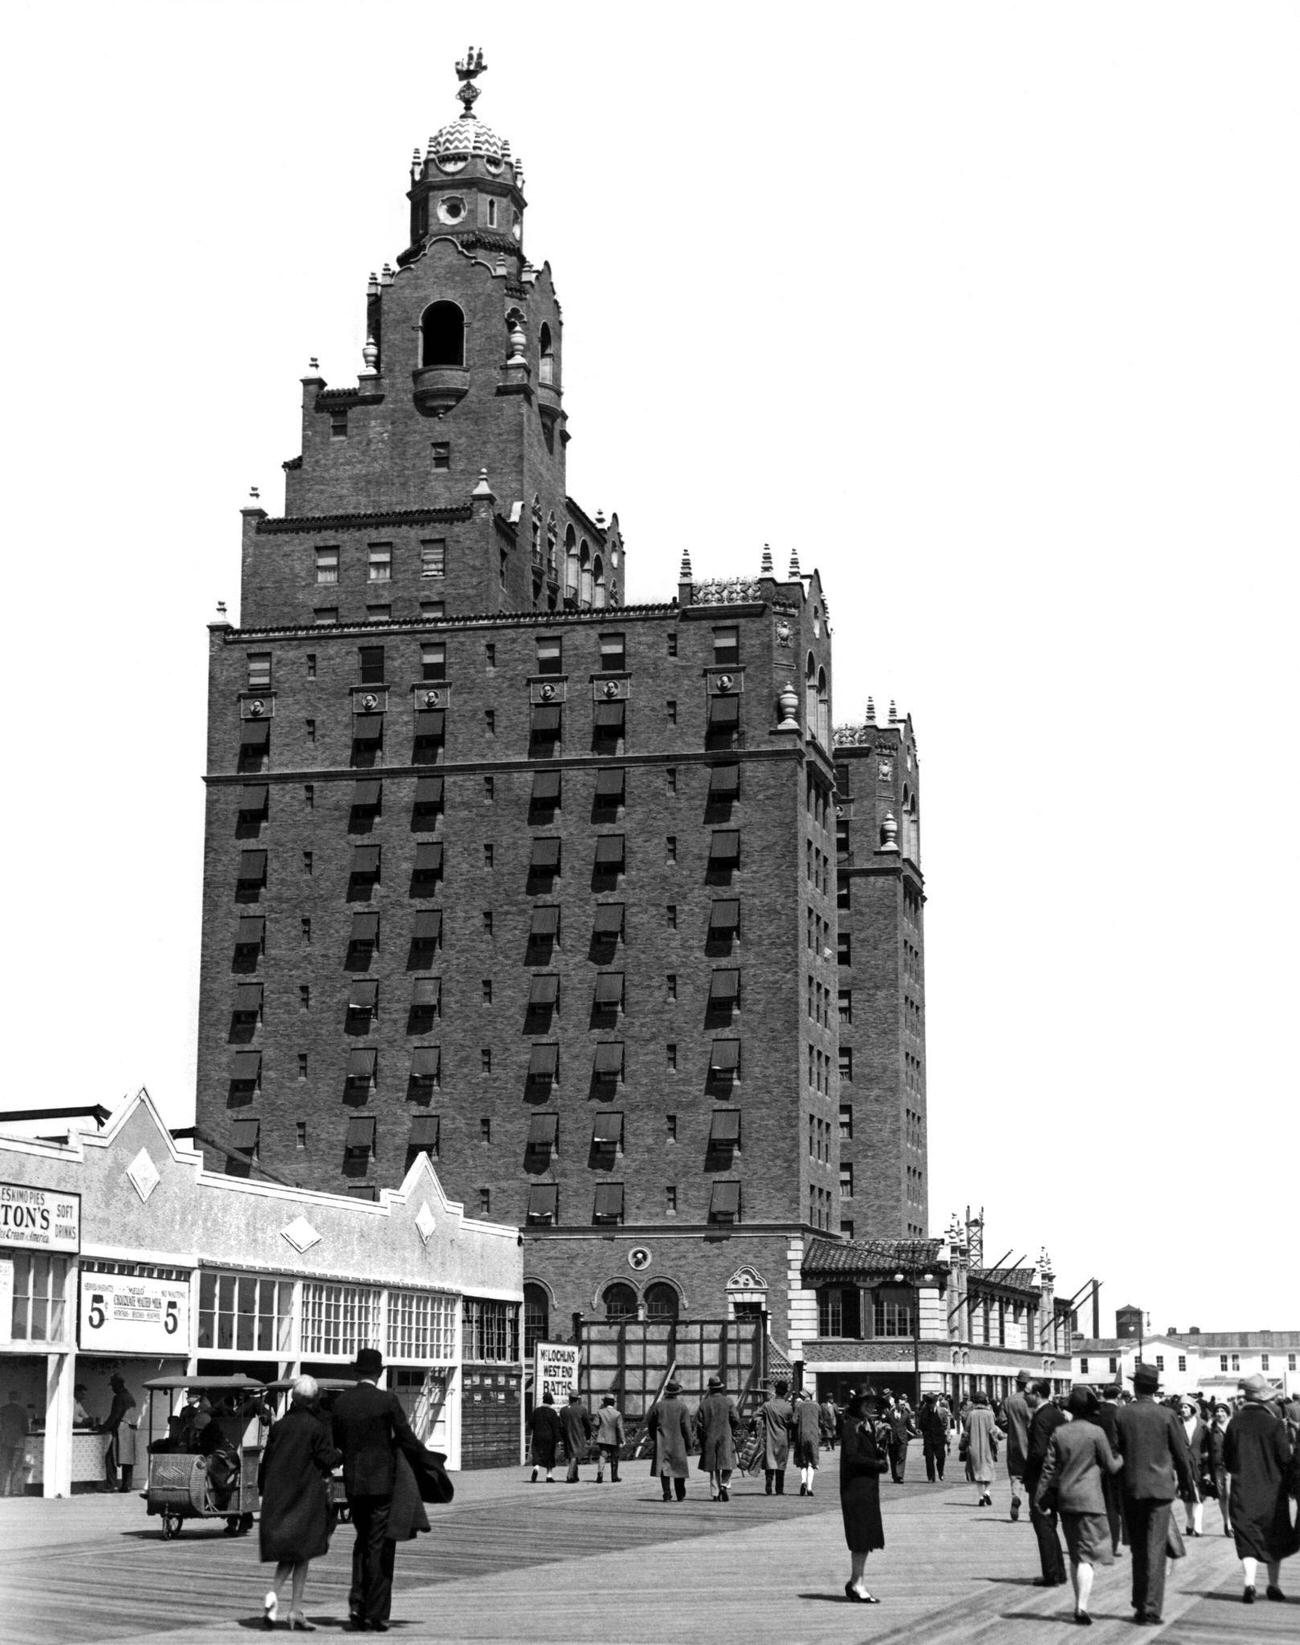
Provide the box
[79,1273,190,1354]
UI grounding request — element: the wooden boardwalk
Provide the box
[0,1460,1294,1644]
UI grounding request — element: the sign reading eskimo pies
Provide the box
[79,1272,190,1353]
[534,1340,580,1404]
[0,1182,80,1254]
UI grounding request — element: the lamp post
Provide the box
[895,1268,935,1406]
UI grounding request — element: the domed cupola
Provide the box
[404,50,527,262]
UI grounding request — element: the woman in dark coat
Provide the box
[528,1390,562,1483]
[840,1392,889,1603]
[257,1376,342,1630]
[1223,1374,1298,1602]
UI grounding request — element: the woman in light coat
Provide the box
[962,1390,999,1508]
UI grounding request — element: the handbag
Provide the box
[1166,1518,1186,1560]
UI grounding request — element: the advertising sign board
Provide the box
[79,1272,190,1355]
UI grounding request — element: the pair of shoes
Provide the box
[529,1469,538,1483]
[1136,1613,1162,1626]
[544,1476,555,1484]
[718,1487,729,1502]
[1242,1587,1256,1604]
[263,1591,278,1629]
[1266,1586,1287,1602]
[662,1493,672,1503]
[806,1489,814,1497]
[287,1615,315,1633]
[1074,1613,1092,1626]
[1032,1576,1061,1587]
[843,1584,881,1604]
[799,1483,807,1496]
[1010,1494,1021,1521]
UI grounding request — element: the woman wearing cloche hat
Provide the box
[1223,1373,1298,1604]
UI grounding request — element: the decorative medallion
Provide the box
[716,674,734,693]
[603,679,620,698]
[540,683,555,701]
[424,690,441,708]
[361,693,378,711]
[281,1215,322,1254]
[248,700,265,717]
[775,620,792,648]
[627,1247,652,1272]
[126,1147,160,1204]
[414,1202,437,1245]
[878,759,893,780]
[726,1265,768,1290]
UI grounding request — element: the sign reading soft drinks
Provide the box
[534,1340,580,1404]
[79,1273,190,1354]
[0,1182,81,1254]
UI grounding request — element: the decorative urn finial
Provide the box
[760,543,774,575]
[455,47,488,116]
[866,696,877,724]
[879,812,899,853]
[788,547,801,578]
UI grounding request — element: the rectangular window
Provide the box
[420,600,445,619]
[707,969,740,1010]
[368,544,392,582]
[839,1103,853,1139]
[430,444,450,472]
[666,1043,677,1070]
[666,1186,677,1213]
[594,767,626,808]
[599,633,626,671]
[709,830,741,868]
[665,974,677,1001]
[536,637,563,675]
[198,1271,293,1354]
[526,1183,559,1225]
[462,1296,520,1363]
[593,972,624,1013]
[365,603,390,623]
[592,1042,624,1082]
[527,1043,559,1088]
[592,902,624,942]
[1261,1354,1270,1371]
[840,1163,853,1197]
[530,837,562,876]
[315,547,339,584]
[7,1253,70,1343]
[358,645,385,684]
[314,607,338,625]
[666,699,677,724]
[1220,1356,1229,1372]
[594,835,625,872]
[387,1288,456,1362]
[420,539,446,577]
[709,1039,741,1078]
[1080,1357,1089,1376]
[331,409,348,439]
[305,718,316,743]
[592,699,625,746]
[1231,1353,1240,1371]
[530,702,562,749]
[525,1113,558,1162]
[1155,1355,1164,1371]
[246,652,272,690]
[667,632,678,657]
[421,642,446,682]
[408,1047,441,1097]
[713,626,739,666]
[1177,1355,1186,1372]
[300,1281,382,1358]
[296,1121,307,1145]
[480,1050,492,1074]
[838,989,852,1024]
[306,653,316,679]
[666,904,678,929]
[593,1183,625,1225]
[708,1181,741,1225]
[707,763,740,806]
[665,835,677,862]
[838,1047,853,1080]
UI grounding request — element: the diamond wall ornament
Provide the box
[415,1202,437,1244]
[126,1147,161,1203]
[281,1215,322,1254]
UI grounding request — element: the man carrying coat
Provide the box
[1115,1361,1194,1626]
[332,1348,432,1633]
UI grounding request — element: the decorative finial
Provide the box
[889,698,899,723]
[216,600,227,618]
[455,47,487,117]
[308,356,319,374]
[760,543,774,575]
[367,271,379,296]
[595,510,606,528]
[879,812,899,853]
[865,696,877,724]
[362,335,378,373]
[249,485,260,501]
[380,264,394,285]
[411,147,422,172]
[1038,1246,1054,1276]
[679,548,693,581]
[471,467,494,498]
[787,548,801,578]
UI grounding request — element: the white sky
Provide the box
[5,2,1296,1337]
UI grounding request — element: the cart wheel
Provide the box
[161,1512,180,1540]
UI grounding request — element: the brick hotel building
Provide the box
[194,56,927,1350]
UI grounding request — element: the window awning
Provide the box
[709,1109,742,1144]
[592,1112,623,1146]
[709,1039,741,1073]
[240,719,270,747]
[414,775,444,807]
[527,1183,558,1222]
[594,767,625,799]
[350,911,380,942]
[410,1047,440,1079]
[531,704,562,733]
[414,842,443,874]
[238,784,269,812]
[352,846,381,876]
[353,779,382,808]
[593,973,624,1005]
[349,981,378,1010]
[353,714,384,743]
[708,899,740,932]
[708,969,740,1003]
[231,983,263,1012]
[231,1118,260,1152]
[708,695,741,726]
[527,1043,559,1078]
[408,1113,439,1147]
[710,830,740,862]
[528,974,559,1007]
[530,906,559,937]
[526,1113,558,1148]
[708,764,740,798]
[530,838,561,870]
[236,916,265,945]
[414,709,445,739]
[345,1114,376,1148]
[709,1181,741,1218]
[594,835,625,866]
[593,701,625,728]
[411,978,440,1007]
[237,850,267,882]
[593,1043,624,1075]
[346,1049,377,1081]
[412,911,441,942]
[532,769,561,802]
[231,1051,262,1082]
[593,1183,624,1220]
[592,903,624,935]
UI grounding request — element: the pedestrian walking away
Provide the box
[961,1390,999,1508]
[1115,1360,1194,1626]
[1035,1385,1123,1626]
[559,1391,592,1483]
[1000,1369,1032,1521]
[918,1391,950,1483]
[1223,1371,1298,1604]
[694,1376,743,1501]
[257,1375,342,1631]
[646,1379,693,1501]
[839,1391,889,1604]
[1024,1379,1068,1588]
[527,1390,561,1483]
[1091,1385,1127,1555]
[791,1389,822,1496]
[331,1347,436,1633]
[592,1395,625,1483]
[756,1379,794,1496]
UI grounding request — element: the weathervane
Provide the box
[455,47,487,117]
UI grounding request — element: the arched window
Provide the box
[524,1283,549,1359]
[643,1282,679,1321]
[579,540,592,608]
[602,1282,637,1322]
[539,322,555,385]
[564,525,578,601]
[546,513,558,573]
[805,654,818,740]
[421,302,465,368]
[592,553,606,609]
[817,666,830,748]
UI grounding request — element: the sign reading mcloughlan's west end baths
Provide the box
[0,1182,81,1254]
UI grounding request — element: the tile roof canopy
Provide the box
[804,1236,945,1277]
[969,1266,1041,1294]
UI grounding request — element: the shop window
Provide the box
[8,1252,69,1343]
[198,1271,293,1354]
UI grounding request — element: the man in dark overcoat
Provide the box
[1024,1380,1067,1586]
[694,1375,742,1501]
[918,1392,950,1483]
[560,1391,592,1483]
[1091,1385,1127,1553]
[332,1347,431,1632]
[1000,1368,1032,1520]
[646,1378,692,1501]
[1115,1361,1194,1626]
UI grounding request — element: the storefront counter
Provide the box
[28,1430,109,1490]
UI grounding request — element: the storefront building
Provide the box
[1,1092,522,1495]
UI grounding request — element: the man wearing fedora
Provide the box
[695,1375,743,1501]
[645,1378,693,1501]
[1000,1369,1033,1522]
[1115,1361,1194,1626]
[332,1348,432,1632]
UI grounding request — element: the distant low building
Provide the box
[1072,1328,1298,1399]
